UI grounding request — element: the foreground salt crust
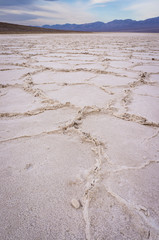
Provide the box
[0,33,159,240]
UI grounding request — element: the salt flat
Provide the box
[0,33,159,240]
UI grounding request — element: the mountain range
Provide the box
[43,17,159,33]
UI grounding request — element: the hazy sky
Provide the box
[0,0,158,26]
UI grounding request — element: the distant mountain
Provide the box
[0,22,80,34]
[43,17,159,33]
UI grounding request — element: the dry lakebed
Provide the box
[0,33,159,240]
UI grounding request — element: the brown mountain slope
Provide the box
[0,22,80,34]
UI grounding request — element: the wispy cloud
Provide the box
[90,0,115,5]
[44,0,59,1]
[37,1,95,24]
[0,12,39,21]
[124,0,159,20]
[0,0,95,25]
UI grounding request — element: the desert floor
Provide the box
[0,33,159,240]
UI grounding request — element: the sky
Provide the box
[0,0,159,26]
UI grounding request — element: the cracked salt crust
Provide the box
[0,33,159,240]
[0,68,36,85]
[89,74,136,87]
[45,84,114,108]
[0,134,95,240]
[32,71,96,85]
[81,113,159,167]
[132,65,159,73]
[0,88,42,113]
[0,107,77,141]
[133,85,159,97]
[149,74,159,84]
[128,94,159,123]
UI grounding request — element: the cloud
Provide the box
[37,1,95,24]
[124,0,159,20]
[0,0,95,25]
[90,0,114,4]
[0,6,61,25]
[0,11,38,21]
